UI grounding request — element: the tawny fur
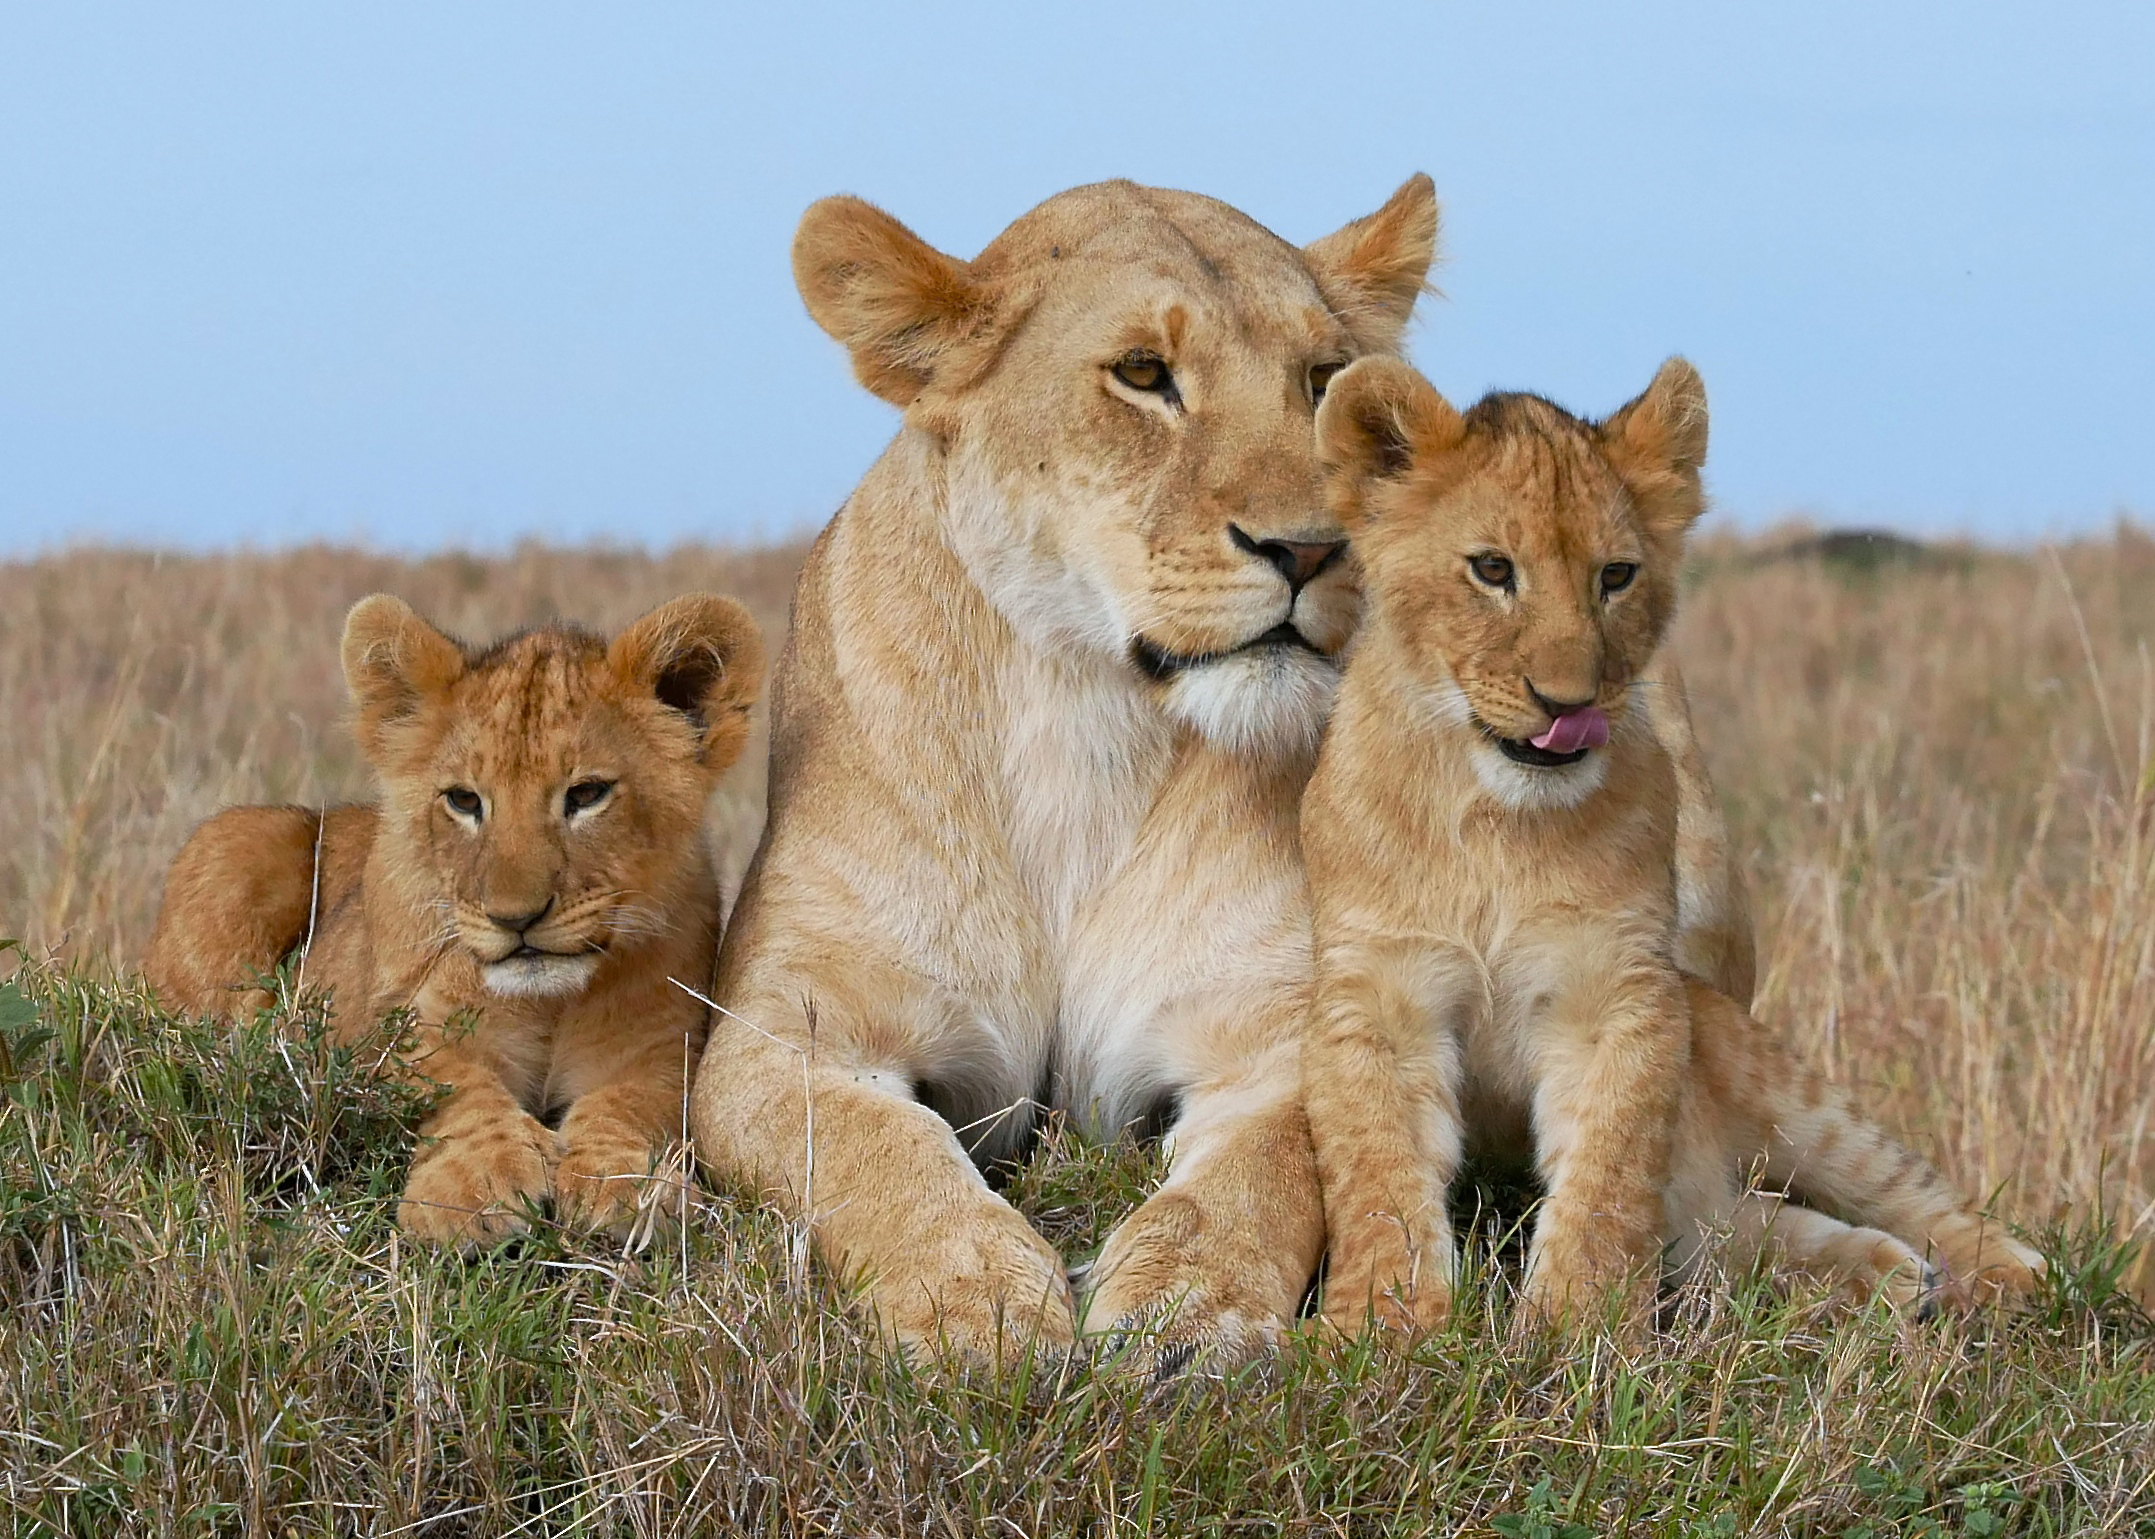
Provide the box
[146,593,764,1248]
[1301,356,2043,1334]
[691,176,1440,1365]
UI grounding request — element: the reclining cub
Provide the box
[146,593,764,1247]
[1301,355,2042,1331]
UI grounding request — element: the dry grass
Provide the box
[2,531,2152,1534]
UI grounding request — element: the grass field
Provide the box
[2,533,2152,1534]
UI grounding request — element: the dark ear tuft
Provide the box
[340,594,465,761]
[653,654,718,729]
[1315,356,1463,533]
[792,195,1005,407]
[609,595,767,775]
[1302,173,1443,352]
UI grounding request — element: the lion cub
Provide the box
[1301,356,2041,1331]
[147,593,764,1247]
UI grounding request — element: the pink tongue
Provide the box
[1529,707,1610,754]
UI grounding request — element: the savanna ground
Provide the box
[1,532,2151,1536]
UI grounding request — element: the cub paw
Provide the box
[1929,1217,2046,1307]
[868,1202,1076,1367]
[398,1113,561,1250]
[1320,1264,1453,1338]
[1079,1191,1303,1377]
[555,1132,673,1241]
[1832,1229,1934,1313]
[1520,1231,1658,1336]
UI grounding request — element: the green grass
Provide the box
[2,953,2149,1537]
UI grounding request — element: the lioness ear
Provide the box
[1302,173,1442,352]
[1602,356,1709,536]
[609,594,767,774]
[1315,356,1464,533]
[792,195,1003,407]
[341,594,465,759]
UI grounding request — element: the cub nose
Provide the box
[1228,525,1346,593]
[1526,681,1597,717]
[486,898,553,935]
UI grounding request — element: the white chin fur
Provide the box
[483,953,601,998]
[1466,742,1610,811]
[1163,646,1339,759]
[1424,676,1611,812]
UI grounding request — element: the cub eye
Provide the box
[1601,561,1639,594]
[1110,351,1174,396]
[564,779,615,815]
[442,787,484,821]
[1308,361,1344,404]
[1470,553,1515,590]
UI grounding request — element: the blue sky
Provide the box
[2,2,2150,553]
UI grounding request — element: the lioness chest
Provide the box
[957,656,1311,1143]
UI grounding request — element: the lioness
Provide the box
[147,593,765,1246]
[1301,355,2043,1331]
[688,177,1440,1362]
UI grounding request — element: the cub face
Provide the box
[1315,355,1708,807]
[790,176,1441,757]
[340,594,765,998]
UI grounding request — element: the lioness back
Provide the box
[146,592,765,1247]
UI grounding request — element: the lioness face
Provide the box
[341,594,765,998]
[1317,356,1708,807]
[793,177,1441,757]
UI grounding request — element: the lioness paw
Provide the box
[870,1206,1076,1367]
[1080,1191,1302,1376]
[398,1113,561,1250]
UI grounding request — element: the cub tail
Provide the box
[1686,978,2045,1305]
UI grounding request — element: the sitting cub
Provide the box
[146,593,764,1247]
[1301,355,2040,1331]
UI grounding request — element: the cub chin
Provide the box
[1299,355,2042,1334]
[146,593,765,1248]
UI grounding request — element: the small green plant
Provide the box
[1954,1481,2017,1538]
[1492,1477,1591,1539]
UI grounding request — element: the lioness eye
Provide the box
[442,787,484,821]
[1110,352,1173,395]
[1601,561,1639,594]
[1308,362,1343,404]
[1470,553,1515,589]
[564,779,615,815]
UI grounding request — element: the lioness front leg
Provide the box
[1522,970,1689,1330]
[692,994,1074,1363]
[1081,1048,1325,1372]
[399,1031,561,1249]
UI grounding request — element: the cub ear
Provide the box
[1602,356,1709,536]
[340,594,465,759]
[792,195,1004,407]
[609,594,767,774]
[1302,173,1442,352]
[1315,356,1464,533]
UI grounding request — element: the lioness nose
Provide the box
[1229,526,1345,592]
[486,898,553,934]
